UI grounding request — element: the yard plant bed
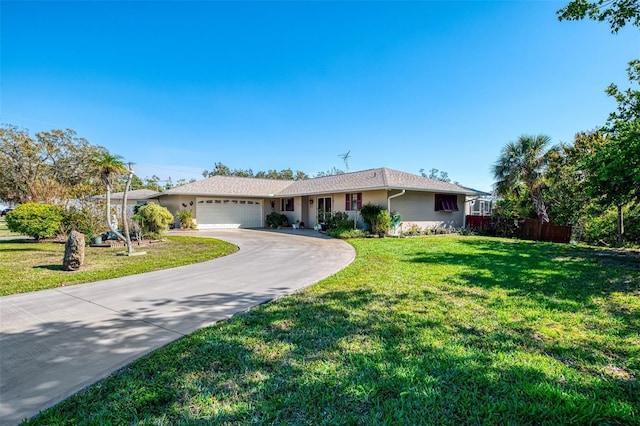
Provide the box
[24,236,639,424]
[0,236,238,296]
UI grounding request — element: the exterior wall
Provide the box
[388,191,465,231]
[113,198,158,217]
[159,191,466,230]
[158,195,196,227]
[274,196,304,226]
[303,190,387,226]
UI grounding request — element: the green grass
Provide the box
[24,236,640,424]
[0,236,238,296]
[0,217,20,237]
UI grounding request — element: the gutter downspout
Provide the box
[388,190,406,236]
[387,189,406,212]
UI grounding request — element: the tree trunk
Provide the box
[617,204,624,246]
[121,165,134,255]
[105,183,126,243]
[530,188,550,224]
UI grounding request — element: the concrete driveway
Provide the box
[0,229,355,425]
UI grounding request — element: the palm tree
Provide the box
[493,134,551,223]
[93,153,133,253]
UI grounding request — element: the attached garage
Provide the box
[196,197,263,229]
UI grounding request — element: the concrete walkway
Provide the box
[0,229,355,425]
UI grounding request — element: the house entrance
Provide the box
[317,197,332,223]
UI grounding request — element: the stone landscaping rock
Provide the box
[63,230,85,271]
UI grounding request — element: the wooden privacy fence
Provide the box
[518,219,572,243]
[466,215,492,231]
[465,216,572,243]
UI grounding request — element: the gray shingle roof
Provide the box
[161,175,293,197]
[101,189,160,200]
[281,168,478,196]
[160,168,482,197]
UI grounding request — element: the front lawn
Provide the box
[25,236,639,424]
[0,217,20,238]
[0,236,238,296]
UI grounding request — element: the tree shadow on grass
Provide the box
[24,282,639,425]
[34,264,64,271]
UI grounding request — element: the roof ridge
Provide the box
[379,167,390,186]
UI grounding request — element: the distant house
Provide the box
[96,189,160,216]
[156,167,484,231]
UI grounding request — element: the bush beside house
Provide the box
[134,204,174,239]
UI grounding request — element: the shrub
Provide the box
[360,203,383,232]
[580,205,640,247]
[374,210,391,237]
[61,205,105,239]
[6,203,63,239]
[402,223,423,237]
[134,203,173,239]
[176,209,193,229]
[327,228,368,239]
[327,211,353,231]
[266,212,289,228]
[490,199,520,237]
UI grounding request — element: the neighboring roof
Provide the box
[161,175,293,197]
[107,189,160,200]
[160,167,483,198]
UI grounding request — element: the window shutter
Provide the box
[345,194,351,211]
[357,193,362,210]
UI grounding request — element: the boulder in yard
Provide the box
[63,230,85,271]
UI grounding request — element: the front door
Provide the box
[317,197,332,223]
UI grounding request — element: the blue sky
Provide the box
[2,1,638,192]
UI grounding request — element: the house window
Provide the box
[434,194,459,212]
[281,198,294,212]
[345,193,362,211]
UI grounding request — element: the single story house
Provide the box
[154,167,484,231]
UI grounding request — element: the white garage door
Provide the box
[196,198,263,229]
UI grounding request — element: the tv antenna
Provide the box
[339,150,351,172]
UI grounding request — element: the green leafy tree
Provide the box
[557,0,640,33]
[492,134,552,223]
[203,162,308,180]
[582,120,640,245]
[544,130,609,227]
[6,203,63,240]
[606,60,640,123]
[0,126,105,204]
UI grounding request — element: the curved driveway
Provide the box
[0,229,355,425]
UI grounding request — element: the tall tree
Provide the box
[557,0,640,33]
[203,162,309,180]
[605,59,640,123]
[420,168,451,183]
[93,153,133,252]
[493,134,552,223]
[582,120,640,245]
[544,131,609,226]
[0,126,105,204]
